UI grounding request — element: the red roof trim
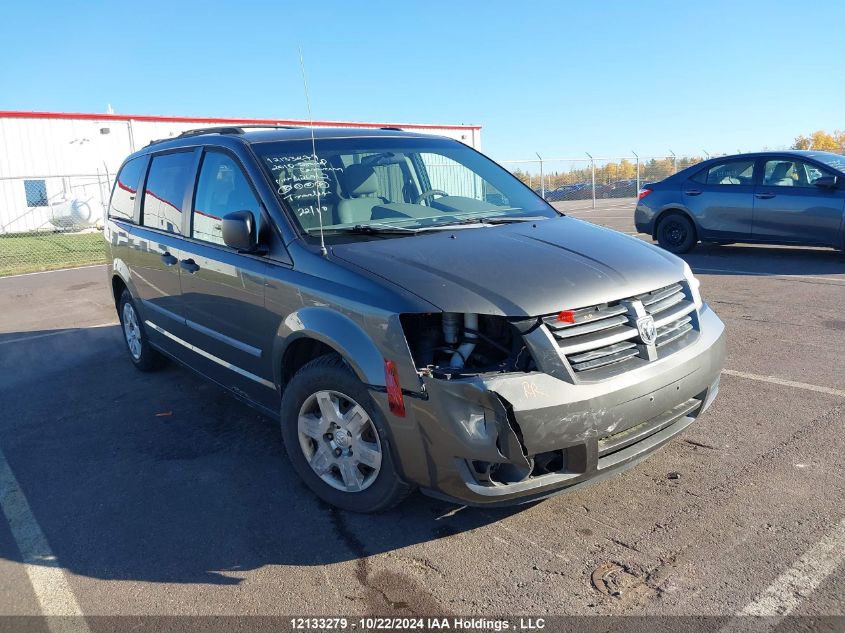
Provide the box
[0,110,481,131]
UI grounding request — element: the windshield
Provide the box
[808,151,845,174]
[252,136,557,238]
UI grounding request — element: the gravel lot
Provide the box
[1,199,843,623]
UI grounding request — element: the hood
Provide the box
[331,216,684,316]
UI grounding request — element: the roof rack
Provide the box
[147,124,302,146]
[177,126,245,138]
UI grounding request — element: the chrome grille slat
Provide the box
[550,314,629,339]
[639,282,683,306]
[653,300,695,328]
[542,303,627,330]
[556,324,638,355]
[571,347,640,372]
[646,291,685,316]
[657,315,692,337]
[541,281,699,376]
[568,340,638,364]
[656,320,694,348]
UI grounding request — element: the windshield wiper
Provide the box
[319,223,423,235]
[431,215,551,227]
[312,216,551,237]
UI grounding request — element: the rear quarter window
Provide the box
[109,157,145,222]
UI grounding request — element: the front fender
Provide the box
[273,306,388,388]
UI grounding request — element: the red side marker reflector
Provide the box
[557,310,576,323]
[384,360,406,417]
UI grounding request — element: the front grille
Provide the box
[542,282,698,377]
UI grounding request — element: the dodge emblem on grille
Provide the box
[636,315,657,345]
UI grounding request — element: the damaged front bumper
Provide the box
[373,304,726,506]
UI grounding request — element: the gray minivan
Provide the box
[105,126,725,512]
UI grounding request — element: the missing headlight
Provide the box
[400,313,535,378]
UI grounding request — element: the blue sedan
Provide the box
[634,150,845,253]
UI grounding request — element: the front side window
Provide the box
[252,137,555,239]
[693,160,755,186]
[109,157,145,221]
[763,159,835,187]
[24,179,48,207]
[141,151,194,234]
[192,152,260,246]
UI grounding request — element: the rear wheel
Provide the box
[280,354,411,512]
[656,213,697,254]
[118,290,165,371]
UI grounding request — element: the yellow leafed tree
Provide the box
[792,130,845,152]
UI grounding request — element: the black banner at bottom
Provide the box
[0,616,842,633]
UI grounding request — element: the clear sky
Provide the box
[1,0,843,161]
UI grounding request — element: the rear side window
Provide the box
[142,152,194,234]
[192,152,260,246]
[692,159,755,186]
[109,157,145,221]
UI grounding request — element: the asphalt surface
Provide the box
[0,198,843,621]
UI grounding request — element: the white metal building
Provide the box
[0,111,481,234]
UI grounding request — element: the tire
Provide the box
[117,289,166,371]
[280,354,411,512]
[656,213,697,254]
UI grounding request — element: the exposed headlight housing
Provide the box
[683,262,703,311]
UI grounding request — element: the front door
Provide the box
[752,157,845,245]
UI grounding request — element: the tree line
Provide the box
[510,156,705,190]
[509,129,844,191]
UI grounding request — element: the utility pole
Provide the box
[536,152,545,199]
[632,150,640,194]
[586,152,595,209]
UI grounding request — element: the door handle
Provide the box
[161,252,178,266]
[684,190,702,196]
[180,258,200,274]
[755,193,775,200]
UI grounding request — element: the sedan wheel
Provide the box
[664,220,686,246]
[657,213,697,254]
[297,390,383,493]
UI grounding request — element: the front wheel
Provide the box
[656,213,697,254]
[280,354,411,512]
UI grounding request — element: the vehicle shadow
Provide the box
[680,242,843,277]
[0,325,527,587]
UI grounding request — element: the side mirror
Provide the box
[813,175,838,188]
[222,210,257,252]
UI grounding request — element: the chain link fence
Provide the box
[500,154,706,207]
[0,150,709,277]
[0,174,111,276]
